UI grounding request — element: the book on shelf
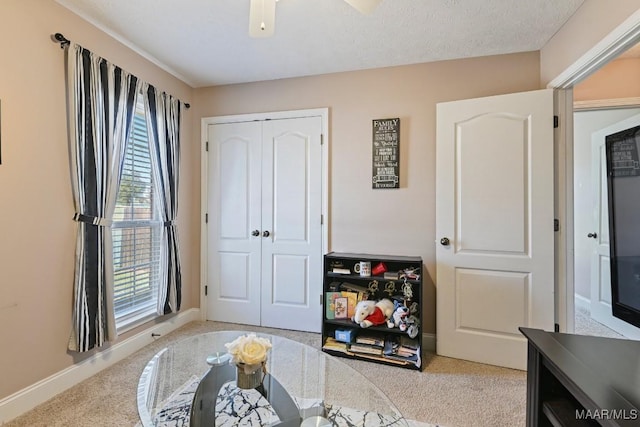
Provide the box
[339,283,370,305]
[323,338,353,354]
[384,352,420,366]
[327,281,342,292]
[400,336,419,351]
[349,343,383,355]
[382,335,421,367]
[341,291,359,318]
[334,297,349,319]
[332,267,351,274]
[325,291,341,319]
[394,348,418,358]
[353,352,410,366]
[355,334,385,347]
[384,336,419,356]
[383,336,398,355]
[340,282,370,293]
[383,271,399,280]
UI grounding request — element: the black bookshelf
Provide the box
[322,252,423,370]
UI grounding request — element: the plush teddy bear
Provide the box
[352,298,395,328]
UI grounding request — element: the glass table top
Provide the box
[137,330,407,426]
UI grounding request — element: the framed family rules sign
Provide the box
[372,118,399,189]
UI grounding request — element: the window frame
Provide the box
[112,96,162,333]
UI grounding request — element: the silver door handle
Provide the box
[251,230,260,237]
[263,230,270,237]
[440,237,450,246]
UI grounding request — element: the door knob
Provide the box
[251,230,260,237]
[440,237,450,246]
[263,230,271,237]
[587,232,598,239]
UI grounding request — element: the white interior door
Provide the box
[206,114,324,332]
[590,114,640,340]
[436,89,555,370]
[207,121,262,325]
[260,117,323,332]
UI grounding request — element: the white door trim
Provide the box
[574,97,640,111]
[200,108,329,321]
[548,9,640,90]
[553,89,575,334]
[547,11,640,333]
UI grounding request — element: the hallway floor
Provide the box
[574,303,625,339]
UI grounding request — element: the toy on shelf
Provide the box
[386,300,420,338]
[323,253,423,370]
[352,299,394,328]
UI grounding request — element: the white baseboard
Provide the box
[1,310,433,424]
[575,294,590,311]
[0,308,200,425]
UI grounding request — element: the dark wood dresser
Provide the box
[520,327,640,426]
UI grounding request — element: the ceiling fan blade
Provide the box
[249,0,276,38]
[343,0,381,14]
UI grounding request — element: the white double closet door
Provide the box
[206,113,324,332]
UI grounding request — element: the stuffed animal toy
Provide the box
[352,298,395,328]
[387,304,410,330]
[404,314,420,338]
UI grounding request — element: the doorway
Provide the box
[550,17,640,338]
[573,106,640,339]
[565,41,640,339]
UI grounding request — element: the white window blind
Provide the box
[112,100,161,329]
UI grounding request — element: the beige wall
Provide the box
[193,51,542,340]
[0,0,197,399]
[5,0,639,410]
[0,0,541,405]
[540,0,640,86]
[574,57,640,101]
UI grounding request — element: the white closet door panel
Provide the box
[207,121,262,325]
[271,254,308,304]
[218,252,250,299]
[261,116,323,332]
[219,139,251,239]
[273,135,308,241]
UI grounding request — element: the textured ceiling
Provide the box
[55,0,584,88]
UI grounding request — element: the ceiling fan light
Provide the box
[344,0,382,15]
[249,0,276,38]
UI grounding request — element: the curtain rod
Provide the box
[53,32,70,48]
[51,32,191,109]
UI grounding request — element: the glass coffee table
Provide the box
[137,330,408,426]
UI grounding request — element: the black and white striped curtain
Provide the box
[143,84,182,315]
[66,43,140,352]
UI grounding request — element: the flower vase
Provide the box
[236,362,264,389]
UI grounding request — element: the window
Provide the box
[112,97,161,330]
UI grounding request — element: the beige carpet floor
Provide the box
[574,303,625,339]
[5,321,528,427]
